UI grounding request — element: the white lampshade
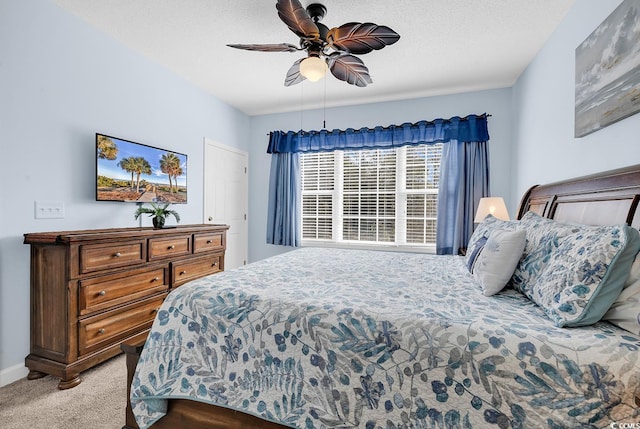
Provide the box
[474,197,510,222]
[299,56,327,82]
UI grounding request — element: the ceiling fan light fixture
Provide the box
[299,56,327,82]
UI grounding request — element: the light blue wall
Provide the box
[247,89,513,262]
[0,0,250,383]
[512,0,639,204]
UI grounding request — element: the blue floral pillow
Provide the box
[511,212,640,327]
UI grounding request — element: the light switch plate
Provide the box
[35,201,65,219]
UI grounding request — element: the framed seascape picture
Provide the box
[575,0,640,138]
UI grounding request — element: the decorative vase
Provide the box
[153,216,165,229]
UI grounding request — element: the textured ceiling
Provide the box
[52,0,576,116]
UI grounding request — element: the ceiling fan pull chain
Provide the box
[323,75,327,130]
[300,81,304,133]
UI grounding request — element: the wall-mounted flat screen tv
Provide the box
[96,133,187,203]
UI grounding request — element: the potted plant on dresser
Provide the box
[134,202,180,228]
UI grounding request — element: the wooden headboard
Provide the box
[517,164,640,230]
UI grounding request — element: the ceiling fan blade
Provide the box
[284,58,305,86]
[328,54,372,87]
[326,23,400,55]
[227,43,300,53]
[276,0,319,40]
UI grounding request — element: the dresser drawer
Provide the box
[193,232,225,253]
[172,254,223,287]
[78,295,166,355]
[148,236,191,261]
[80,241,146,274]
[79,265,169,316]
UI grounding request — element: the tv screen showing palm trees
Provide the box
[96,133,187,203]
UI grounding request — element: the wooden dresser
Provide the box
[23,224,229,389]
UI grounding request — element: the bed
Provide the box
[125,164,640,429]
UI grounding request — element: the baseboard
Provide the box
[0,363,29,387]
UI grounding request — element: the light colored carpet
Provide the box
[0,354,126,429]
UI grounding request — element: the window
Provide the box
[301,152,334,240]
[301,144,443,249]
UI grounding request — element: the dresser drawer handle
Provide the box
[151,308,158,314]
[180,270,187,275]
[151,277,160,282]
[97,328,106,335]
[98,290,106,296]
[113,252,121,258]
[212,262,217,267]
[206,240,213,244]
[168,245,175,250]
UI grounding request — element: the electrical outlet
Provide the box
[35,201,65,219]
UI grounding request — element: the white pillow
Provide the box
[603,254,640,335]
[466,214,518,270]
[470,229,526,296]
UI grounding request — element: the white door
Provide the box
[204,139,248,270]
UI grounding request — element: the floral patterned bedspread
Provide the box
[131,247,640,429]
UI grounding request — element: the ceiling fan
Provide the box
[227,0,400,87]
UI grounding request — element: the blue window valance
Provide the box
[267,114,489,154]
